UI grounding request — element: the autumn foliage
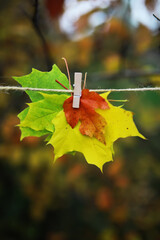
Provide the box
[63,89,109,144]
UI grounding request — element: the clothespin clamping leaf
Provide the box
[72,72,82,108]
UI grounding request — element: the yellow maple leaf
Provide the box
[98,92,145,148]
[49,92,145,171]
[49,110,113,171]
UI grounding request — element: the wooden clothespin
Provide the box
[72,72,82,108]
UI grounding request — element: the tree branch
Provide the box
[22,0,53,71]
[153,14,160,21]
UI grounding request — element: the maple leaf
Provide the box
[13,64,70,102]
[99,92,145,148]
[19,93,68,133]
[63,89,110,144]
[49,110,113,171]
[14,65,71,140]
[18,108,50,140]
[49,92,144,171]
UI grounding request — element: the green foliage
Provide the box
[15,65,69,140]
[18,108,50,139]
[13,64,70,102]
[19,93,68,135]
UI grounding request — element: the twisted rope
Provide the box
[0,86,160,93]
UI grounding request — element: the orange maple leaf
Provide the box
[63,89,109,144]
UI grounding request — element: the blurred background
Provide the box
[0,0,160,239]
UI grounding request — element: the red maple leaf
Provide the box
[63,89,110,144]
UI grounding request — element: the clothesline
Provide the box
[0,86,160,93]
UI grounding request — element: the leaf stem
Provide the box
[108,99,128,102]
[83,72,87,89]
[55,80,69,90]
[62,57,72,93]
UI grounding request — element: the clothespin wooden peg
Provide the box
[72,72,82,108]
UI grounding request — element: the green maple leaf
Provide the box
[18,108,50,140]
[20,127,50,140]
[14,65,71,140]
[19,93,68,132]
[13,64,70,102]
